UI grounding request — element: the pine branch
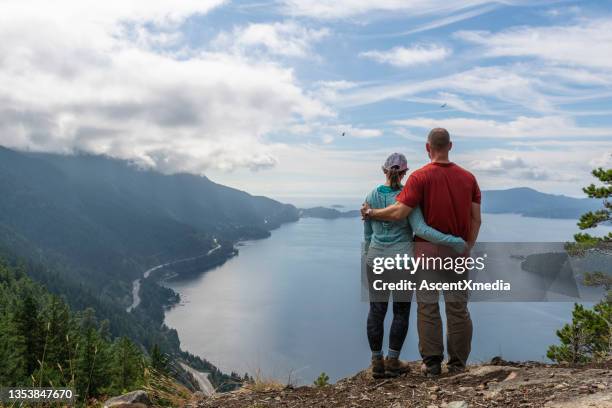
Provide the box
[578,210,611,230]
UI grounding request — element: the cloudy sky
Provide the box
[1,1,611,205]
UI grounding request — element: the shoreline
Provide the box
[127,215,307,314]
[126,239,222,312]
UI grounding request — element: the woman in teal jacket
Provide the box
[364,152,465,378]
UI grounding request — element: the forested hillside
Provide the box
[0,259,244,402]
[0,259,151,399]
[0,147,298,297]
[0,147,298,307]
[0,146,298,392]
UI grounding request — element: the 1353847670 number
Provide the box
[0,387,75,402]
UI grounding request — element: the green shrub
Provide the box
[313,372,329,387]
[547,301,611,364]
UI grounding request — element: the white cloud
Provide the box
[207,143,415,203]
[279,0,501,20]
[508,140,612,148]
[360,44,450,67]
[434,92,495,115]
[470,155,561,181]
[544,6,581,18]
[338,66,553,112]
[531,66,612,87]
[329,16,612,114]
[213,21,330,58]
[391,116,612,139]
[455,147,600,190]
[0,2,333,174]
[4,1,226,24]
[321,134,335,144]
[472,155,527,172]
[391,4,498,35]
[455,19,612,70]
[589,152,612,169]
[338,126,382,138]
[287,122,383,139]
[313,80,362,105]
[316,80,359,90]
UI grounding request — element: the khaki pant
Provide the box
[416,289,472,368]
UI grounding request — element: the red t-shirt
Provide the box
[396,162,481,242]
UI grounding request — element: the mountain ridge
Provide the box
[0,146,300,390]
[481,186,600,219]
[299,187,599,220]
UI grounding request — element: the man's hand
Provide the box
[361,202,372,220]
[362,201,413,221]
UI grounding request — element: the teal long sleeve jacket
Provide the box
[364,185,465,254]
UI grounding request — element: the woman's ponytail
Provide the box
[385,167,406,191]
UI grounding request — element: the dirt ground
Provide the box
[195,360,611,408]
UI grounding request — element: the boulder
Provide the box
[104,390,151,408]
[544,392,612,408]
[446,401,469,408]
[468,365,518,377]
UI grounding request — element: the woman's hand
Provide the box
[453,238,468,255]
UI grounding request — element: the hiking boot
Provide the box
[421,362,442,378]
[447,364,466,375]
[370,356,385,379]
[385,357,410,377]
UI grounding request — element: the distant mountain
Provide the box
[299,206,360,219]
[481,187,600,219]
[300,187,599,220]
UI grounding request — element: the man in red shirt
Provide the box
[362,128,482,376]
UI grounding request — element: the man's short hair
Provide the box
[427,128,451,150]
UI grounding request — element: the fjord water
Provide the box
[164,214,612,384]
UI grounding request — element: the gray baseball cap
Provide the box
[382,152,408,171]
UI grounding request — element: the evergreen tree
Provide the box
[74,308,111,399]
[0,302,24,384]
[12,288,42,379]
[0,263,27,384]
[568,167,612,257]
[37,295,72,386]
[150,343,169,373]
[547,303,610,363]
[112,336,143,392]
[549,167,611,363]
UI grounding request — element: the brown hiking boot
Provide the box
[447,364,466,375]
[370,356,385,379]
[385,357,410,377]
[421,362,442,378]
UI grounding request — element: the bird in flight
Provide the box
[440,103,447,108]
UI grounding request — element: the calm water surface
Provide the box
[164,214,611,383]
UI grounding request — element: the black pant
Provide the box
[367,296,411,352]
[365,261,412,353]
